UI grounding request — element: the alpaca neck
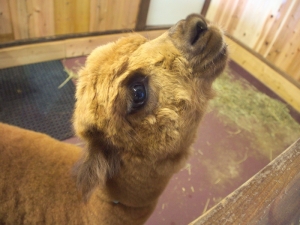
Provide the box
[95,159,174,208]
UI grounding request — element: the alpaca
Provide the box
[0,14,228,225]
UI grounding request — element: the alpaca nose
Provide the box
[186,15,208,45]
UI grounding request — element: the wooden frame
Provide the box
[201,0,212,16]
[135,0,151,31]
[190,138,300,225]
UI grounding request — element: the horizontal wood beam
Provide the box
[0,41,65,68]
[0,30,299,113]
[64,30,166,58]
[190,138,300,225]
[0,30,166,69]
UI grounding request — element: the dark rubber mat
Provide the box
[0,60,75,140]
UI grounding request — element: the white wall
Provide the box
[146,0,205,26]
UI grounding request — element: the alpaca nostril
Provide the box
[196,20,207,35]
[190,19,207,45]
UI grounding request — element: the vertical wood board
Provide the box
[9,0,29,40]
[0,0,13,42]
[26,0,55,38]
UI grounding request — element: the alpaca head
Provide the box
[73,14,228,199]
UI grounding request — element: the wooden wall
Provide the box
[206,0,300,82]
[0,0,299,83]
[0,0,140,42]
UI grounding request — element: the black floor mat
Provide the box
[0,60,75,140]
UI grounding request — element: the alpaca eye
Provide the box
[131,83,147,108]
[126,74,148,113]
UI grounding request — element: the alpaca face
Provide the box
[73,14,228,198]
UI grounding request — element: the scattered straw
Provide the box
[202,198,210,215]
[210,71,300,161]
[58,68,79,89]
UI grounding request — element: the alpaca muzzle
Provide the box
[169,14,228,80]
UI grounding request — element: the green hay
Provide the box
[210,70,300,161]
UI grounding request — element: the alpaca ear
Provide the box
[73,134,121,202]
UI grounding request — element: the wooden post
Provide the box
[135,0,151,31]
[201,0,211,17]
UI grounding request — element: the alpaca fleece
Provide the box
[0,14,228,225]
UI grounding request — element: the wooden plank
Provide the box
[190,139,300,225]
[218,0,239,29]
[65,33,124,58]
[256,0,294,57]
[8,0,29,40]
[265,1,300,64]
[65,30,166,58]
[233,1,283,48]
[0,33,14,43]
[226,0,248,34]
[0,0,13,42]
[252,6,279,52]
[284,31,300,82]
[0,41,65,68]
[89,0,105,32]
[285,23,300,82]
[74,0,90,33]
[54,0,73,35]
[272,1,300,70]
[225,0,240,29]
[0,30,166,69]
[26,0,55,38]
[89,0,140,32]
[225,35,300,113]
[89,0,98,32]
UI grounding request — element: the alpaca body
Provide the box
[0,123,155,224]
[0,14,228,224]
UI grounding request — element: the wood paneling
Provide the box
[54,0,90,35]
[9,0,29,40]
[89,0,140,32]
[26,0,55,38]
[1,0,140,41]
[206,0,300,82]
[5,0,55,40]
[1,0,299,86]
[0,0,14,42]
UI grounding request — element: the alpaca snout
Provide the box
[168,14,228,79]
[184,14,208,46]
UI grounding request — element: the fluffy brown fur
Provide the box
[0,14,228,225]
